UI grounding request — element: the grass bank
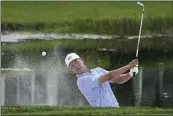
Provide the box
[1,1,172,35]
[2,1,172,22]
[1,106,172,116]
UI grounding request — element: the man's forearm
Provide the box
[111,73,132,84]
[99,59,138,85]
[98,65,130,84]
[109,65,130,79]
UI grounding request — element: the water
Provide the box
[1,32,171,42]
[0,32,172,107]
[1,65,172,107]
[0,47,88,106]
[132,67,172,107]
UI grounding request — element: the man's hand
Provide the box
[98,59,139,85]
[128,59,138,69]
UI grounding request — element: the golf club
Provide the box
[133,2,144,77]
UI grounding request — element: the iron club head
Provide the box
[137,2,144,7]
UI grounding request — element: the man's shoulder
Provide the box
[77,74,93,86]
[92,67,109,74]
[76,67,105,79]
[92,67,108,72]
[76,73,92,81]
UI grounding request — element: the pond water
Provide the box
[0,66,172,107]
[0,32,172,107]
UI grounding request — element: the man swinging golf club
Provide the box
[65,53,138,107]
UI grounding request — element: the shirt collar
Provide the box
[76,69,93,78]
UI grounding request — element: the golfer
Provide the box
[65,53,138,107]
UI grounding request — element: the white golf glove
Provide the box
[129,66,139,77]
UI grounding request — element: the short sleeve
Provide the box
[77,76,100,90]
[98,67,109,74]
[98,67,113,83]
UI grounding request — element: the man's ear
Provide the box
[80,58,84,62]
[80,58,83,61]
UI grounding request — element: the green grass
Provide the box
[1,106,172,116]
[2,1,172,34]
[2,1,172,23]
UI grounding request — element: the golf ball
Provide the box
[41,51,46,56]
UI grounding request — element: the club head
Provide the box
[137,2,144,7]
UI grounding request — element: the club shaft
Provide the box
[136,11,144,58]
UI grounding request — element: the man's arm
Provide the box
[99,65,130,84]
[98,59,138,84]
[111,73,132,84]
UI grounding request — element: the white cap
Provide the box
[65,53,80,67]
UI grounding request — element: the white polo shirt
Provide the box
[76,67,119,107]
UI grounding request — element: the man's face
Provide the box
[68,58,86,74]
